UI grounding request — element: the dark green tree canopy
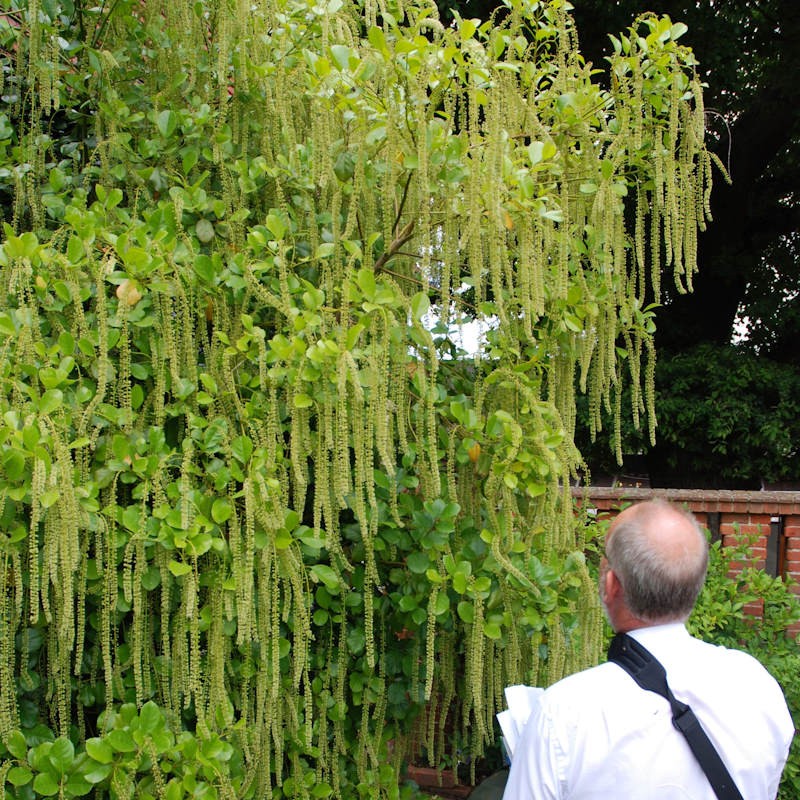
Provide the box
[573,0,800,364]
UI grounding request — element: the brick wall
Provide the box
[573,488,800,634]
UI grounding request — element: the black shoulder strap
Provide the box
[607,633,745,800]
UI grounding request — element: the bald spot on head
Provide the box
[611,501,705,562]
[605,499,708,626]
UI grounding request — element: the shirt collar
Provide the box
[626,622,690,655]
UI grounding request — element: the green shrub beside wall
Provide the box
[0,0,712,796]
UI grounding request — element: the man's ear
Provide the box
[604,567,621,601]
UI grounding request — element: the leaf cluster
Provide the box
[576,343,800,487]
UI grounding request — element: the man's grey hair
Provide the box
[606,500,709,623]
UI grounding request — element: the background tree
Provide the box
[572,0,800,361]
[577,0,800,487]
[0,0,710,797]
[439,0,800,487]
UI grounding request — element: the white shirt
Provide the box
[503,624,794,800]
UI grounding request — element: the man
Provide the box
[502,499,794,800]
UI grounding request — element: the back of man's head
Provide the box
[605,499,708,624]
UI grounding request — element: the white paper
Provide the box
[496,684,544,761]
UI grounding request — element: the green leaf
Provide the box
[67,235,84,263]
[367,26,388,54]
[265,212,286,241]
[312,782,333,798]
[310,565,340,592]
[670,22,688,40]
[3,449,26,481]
[211,497,233,524]
[231,435,253,463]
[85,737,114,765]
[6,730,28,759]
[334,151,356,183]
[0,313,16,336]
[139,701,162,735]
[406,551,430,574]
[452,571,468,594]
[426,568,443,584]
[330,44,352,70]
[313,608,329,626]
[457,601,475,623]
[194,254,215,283]
[410,291,430,322]
[64,773,93,797]
[82,762,113,784]
[356,269,376,301]
[528,141,545,165]
[7,766,33,786]
[294,393,314,408]
[106,729,136,753]
[156,109,178,138]
[33,772,60,796]
[195,219,215,243]
[482,621,502,639]
[38,389,64,415]
[40,488,60,509]
[168,560,192,577]
[49,737,75,775]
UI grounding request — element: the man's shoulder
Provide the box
[684,634,780,677]
[541,635,780,706]
[540,661,632,707]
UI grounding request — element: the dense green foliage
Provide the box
[564,1,800,366]
[430,0,800,487]
[0,0,711,796]
[576,343,800,488]
[690,537,800,800]
[437,0,800,363]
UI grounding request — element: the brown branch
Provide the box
[394,172,413,235]
[374,218,416,273]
